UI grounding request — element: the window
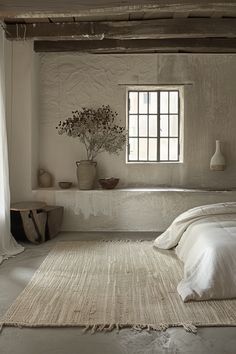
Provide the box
[127,88,182,162]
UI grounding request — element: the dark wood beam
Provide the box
[173,12,189,19]
[1,1,236,19]
[5,18,236,41]
[34,38,236,53]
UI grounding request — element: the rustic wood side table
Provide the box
[11,201,63,244]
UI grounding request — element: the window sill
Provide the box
[126,161,183,165]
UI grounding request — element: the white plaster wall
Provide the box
[5,39,12,158]
[39,53,236,189]
[5,43,236,231]
[6,41,39,202]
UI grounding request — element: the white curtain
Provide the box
[0,27,24,264]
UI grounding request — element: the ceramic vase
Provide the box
[210,140,226,171]
[38,169,53,187]
[76,160,97,190]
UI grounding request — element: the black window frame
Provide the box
[127,89,181,163]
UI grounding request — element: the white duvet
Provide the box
[154,202,236,301]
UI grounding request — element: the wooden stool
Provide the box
[44,205,64,240]
[11,202,63,244]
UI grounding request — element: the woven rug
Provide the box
[2,241,236,333]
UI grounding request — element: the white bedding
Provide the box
[154,202,236,301]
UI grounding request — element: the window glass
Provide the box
[129,92,138,114]
[128,89,180,162]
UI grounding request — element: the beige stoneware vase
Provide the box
[76,160,97,190]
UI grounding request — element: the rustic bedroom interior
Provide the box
[1,1,236,353]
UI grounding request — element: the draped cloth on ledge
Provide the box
[0,28,24,265]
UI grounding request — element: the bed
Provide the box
[154,202,236,302]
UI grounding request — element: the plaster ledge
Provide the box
[32,187,236,193]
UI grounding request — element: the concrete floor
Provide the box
[0,232,236,354]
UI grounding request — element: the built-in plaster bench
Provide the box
[31,188,236,233]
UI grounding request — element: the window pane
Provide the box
[129,92,138,114]
[169,92,178,114]
[129,138,138,160]
[149,115,157,137]
[139,92,148,113]
[128,89,180,163]
[139,138,147,160]
[169,138,178,160]
[160,92,168,113]
[160,138,168,160]
[149,138,157,161]
[160,115,168,137]
[169,115,178,137]
[129,115,138,137]
[139,115,147,136]
[149,92,157,113]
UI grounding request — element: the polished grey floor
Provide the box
[0,232,236,354]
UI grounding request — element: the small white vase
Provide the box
[210,140,226,171]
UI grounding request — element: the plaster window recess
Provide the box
[126,86,184,164]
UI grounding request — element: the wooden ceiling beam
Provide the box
[34,38,236,53]
[173,12,189,19]
[50,17,75,23]
[5,18,236,41]
[24,18,50,23]
[1,1,236,19]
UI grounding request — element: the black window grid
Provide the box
[128,90,180,162]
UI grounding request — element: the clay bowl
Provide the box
[98,178,119,189]
[58,182,72,189]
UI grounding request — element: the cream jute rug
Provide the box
[2,241,236,333]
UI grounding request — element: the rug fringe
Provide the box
[82,325,90,333]
[97,324,106,332]
[133,325,143,331]
[91,324,98,334]
[182,323,197,334]
[0,321,200,334]
[105,324,115,332]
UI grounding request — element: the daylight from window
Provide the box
[128,90,180,162]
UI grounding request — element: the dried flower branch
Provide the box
[56,105,127,160]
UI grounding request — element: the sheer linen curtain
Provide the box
[0,28,24,264]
